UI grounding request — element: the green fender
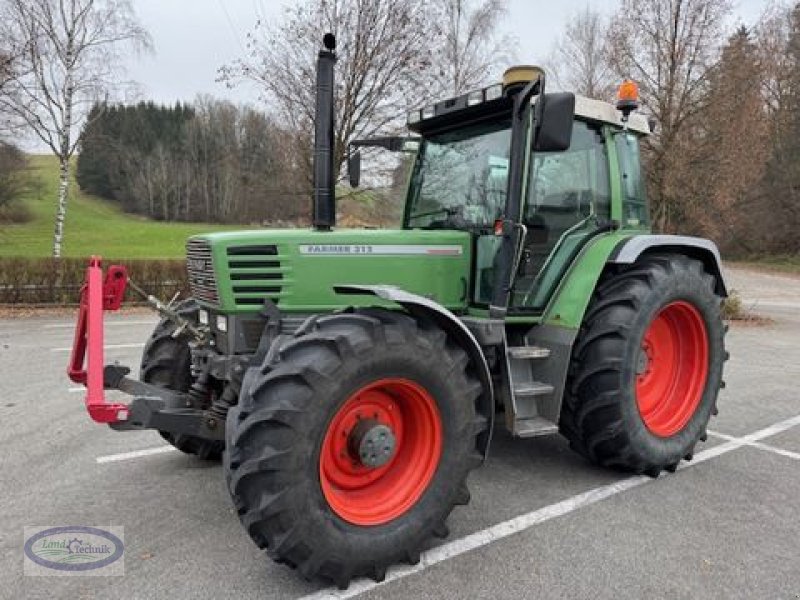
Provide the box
[541,232,634,330]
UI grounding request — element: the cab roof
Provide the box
[408,89,651,137]
[574,95,651,135]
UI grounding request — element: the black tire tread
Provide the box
[560,254,726,476]
[224,308,486,588]
[139,299,223,460]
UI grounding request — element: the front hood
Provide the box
[187,228,472,313]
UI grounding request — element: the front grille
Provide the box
[186,239,219,305]
[226,244,286,308]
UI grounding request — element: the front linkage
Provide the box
[67,256,253,442]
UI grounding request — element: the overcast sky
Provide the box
[126,0,769,108]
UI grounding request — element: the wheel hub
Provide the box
[635,301,709,437]
[348,419,396,468]
[319,378,443,526]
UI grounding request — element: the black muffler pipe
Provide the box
[312,33,337,230]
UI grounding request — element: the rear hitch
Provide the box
[66,256,224,440]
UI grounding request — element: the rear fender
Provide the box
[543,233,728,331]
[609,234,728,297]
[335,284,494,460]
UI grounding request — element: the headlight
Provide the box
[198,309,209,325]
[216,315,228,332]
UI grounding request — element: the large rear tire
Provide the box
[140,300,224,461]
[224,309,486,588]
[560,254,726,476]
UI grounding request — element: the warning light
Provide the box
[616,80,640,121]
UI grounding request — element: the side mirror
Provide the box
[347,151,361,188]
[535,92,575,152]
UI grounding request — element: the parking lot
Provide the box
[1,265,799,599]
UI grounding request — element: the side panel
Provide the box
[541,231,632,329]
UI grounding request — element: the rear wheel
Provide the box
[224,309,486,588]
[140,300,224,461]
[560,254,726,476]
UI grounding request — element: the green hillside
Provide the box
[0,155,244,259]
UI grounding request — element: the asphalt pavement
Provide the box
[1,265,798,599]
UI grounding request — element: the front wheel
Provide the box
[224,309,486,588]
[560,254,726,476]
[140,300,224,460]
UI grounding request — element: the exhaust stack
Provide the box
[312,33,337,231]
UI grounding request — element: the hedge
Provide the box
[0,257,188,305]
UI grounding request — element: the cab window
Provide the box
[615,132,649,228]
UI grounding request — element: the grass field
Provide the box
[0,155,243,259]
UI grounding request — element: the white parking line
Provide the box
[708,430,800,461]
[300,413,800,600]
[96,446,177,463]
[50,343,144,352]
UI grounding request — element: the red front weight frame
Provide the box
[67,256,130,424]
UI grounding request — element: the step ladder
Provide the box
[505,344,559,438]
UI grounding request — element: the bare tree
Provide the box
[0,0,150,257]
[756,2,800,253]
[756,2,794,145]
[220,0,511,190]
[220,0,439,185]
[547,7,614,99]
[428,0,512,96]
[607,0,732,232]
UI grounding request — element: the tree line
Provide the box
[2,0,800,259]
[549,0,800,256]
[76,98,309,224]
[79,0,514,228]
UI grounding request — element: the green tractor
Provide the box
[68,34,726,588]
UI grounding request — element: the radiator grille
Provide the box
[186,239,219,305]
[226,244,285,308]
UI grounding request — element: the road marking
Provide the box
[68,387,84,393]
[51,343,144,352]
[96,446,177,464]
[44,320,156,329]
[708,429,800,461]
[300,413,800,600]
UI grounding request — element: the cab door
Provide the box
[511,120,612,312]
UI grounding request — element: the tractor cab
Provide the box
[351,67,652,316]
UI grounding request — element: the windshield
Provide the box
[406,120,512,229]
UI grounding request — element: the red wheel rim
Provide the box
[319,378,442,526]
[636,301,709,437]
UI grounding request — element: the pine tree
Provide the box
[697,26,768,254]
[760,4,800,253]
